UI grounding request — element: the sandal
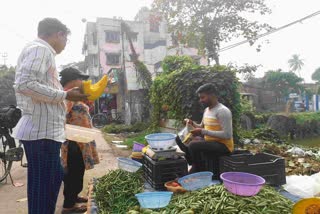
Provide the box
[76,196,88,203]
[62,205,87,214]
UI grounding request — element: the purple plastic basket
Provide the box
[133,142,145,152]
[220,172,265,196]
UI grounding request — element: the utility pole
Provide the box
[120,21,130,124]
[0,52,8,66]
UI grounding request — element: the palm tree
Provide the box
[288,54,304,77]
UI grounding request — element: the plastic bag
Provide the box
[286,147,305,156]
[178,124,194,143]
[283,172,320,198]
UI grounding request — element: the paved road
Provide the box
[0,128,118,214]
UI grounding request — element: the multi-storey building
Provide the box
[82,8,207,123]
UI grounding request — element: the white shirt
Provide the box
[13,39,67,142]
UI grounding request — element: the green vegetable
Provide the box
[160,185,293,214]
[94,169,143,214]
[100,171,293,214]
[128,211,140,214]
[142,209,153,214]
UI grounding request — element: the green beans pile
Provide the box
[162,185,293,214]
[127,185,294,214]
[95,170,293,214]
[94,169,143,214]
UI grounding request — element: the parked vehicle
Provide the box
[294,101,305,112]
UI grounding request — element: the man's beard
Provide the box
[200,102,210,109]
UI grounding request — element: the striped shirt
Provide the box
[13,39,67,143]
[200,103,234,152]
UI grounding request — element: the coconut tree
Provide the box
[288,54,304,77]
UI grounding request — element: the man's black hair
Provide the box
[196,83,217,95]
[38,18,70,37]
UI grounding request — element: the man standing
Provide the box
[176,83,234,173]
[13,18,88,214]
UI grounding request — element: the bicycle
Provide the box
[0,127,24,183]
[91,111,124,128]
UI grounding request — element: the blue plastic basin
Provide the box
[135,191,173,209]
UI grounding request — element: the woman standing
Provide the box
[60,67,100,213]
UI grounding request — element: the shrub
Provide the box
[150,56,241,141]
[102,122,149,134]
[253,127,284,144]
[290,112,320,125]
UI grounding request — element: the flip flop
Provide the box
[76,196,88,203]
[61,205,87,214]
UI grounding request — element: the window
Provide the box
[149,15,161,33]
[127,32,138,42]
[93,55,98,67]
[106,54,120,65]
[150,22,160,33]
[105,31,120,43]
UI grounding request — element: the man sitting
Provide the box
[176,83,234,173]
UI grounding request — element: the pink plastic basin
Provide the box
[220,172,265,196]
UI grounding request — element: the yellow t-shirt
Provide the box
[202,103,234,152]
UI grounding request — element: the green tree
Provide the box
[312,67,320,83]
[152,0,272,65]
[263,69,304,99]
[121,22,152,89]
[240,96,255,113]
[288,54,304,77]
[0,65,16,107]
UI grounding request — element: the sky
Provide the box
[0,0,319,82]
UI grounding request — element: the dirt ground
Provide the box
[0,129,130,214]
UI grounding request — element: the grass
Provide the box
[102,123,159,149]
[123,131,150,149]
[123,126,159,149]
[102,122,149,134]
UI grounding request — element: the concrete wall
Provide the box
[124,90,150,125]
[84,22,99,55]
[241,83,282,112]
[96,18,122,75]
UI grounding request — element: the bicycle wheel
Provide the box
[113,112,124,124]
[91,113,108,128]
[0,131,14,182]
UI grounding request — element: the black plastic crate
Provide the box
[144,174,167,190]
[143,155,188,190]
[199,150,252,180]
[219,153,286,186]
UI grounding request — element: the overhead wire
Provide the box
[206,10,320,56]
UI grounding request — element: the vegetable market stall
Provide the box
[87,169,298,214]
